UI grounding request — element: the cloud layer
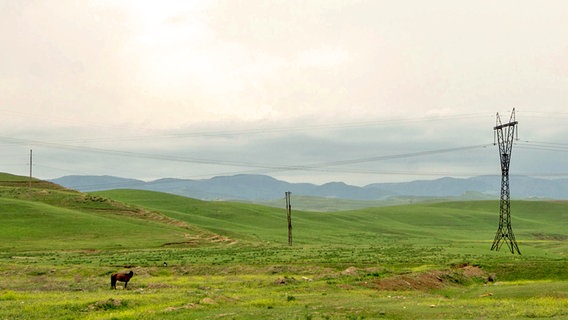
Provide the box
[1,0,567,185]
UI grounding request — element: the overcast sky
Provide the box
[1,0,567,186]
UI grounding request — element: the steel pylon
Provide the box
[491,108,521,254]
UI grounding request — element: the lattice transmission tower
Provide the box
[491,108,521,254]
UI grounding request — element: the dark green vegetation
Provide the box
[0,172,566,319]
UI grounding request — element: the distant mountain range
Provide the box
[49,174,568,202]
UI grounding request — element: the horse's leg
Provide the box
[124,280,128,289]
[110,275,116,289]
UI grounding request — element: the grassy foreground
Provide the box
[0,174,566,319]
[1,246,566,319]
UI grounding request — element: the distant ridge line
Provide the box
[48,174,568,202]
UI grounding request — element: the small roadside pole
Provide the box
[285,191,292,246]
[29,149,33,189]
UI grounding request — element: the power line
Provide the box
[301,144,492,168]
[0,135,492,175]
[15,137,568,190]
[3,134,565,186]
[523,140,568,147]
[516,141,568,153]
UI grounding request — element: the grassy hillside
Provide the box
[0,197,187,250]
[0,174,567,319]
[0,175,224,251]
[1,171,565,255]
[94,189,568,256]
[0,172,67,189]
[93,189,289,244]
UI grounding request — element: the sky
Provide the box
[1,0,568,186]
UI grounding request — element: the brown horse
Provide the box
[110,270,134,289]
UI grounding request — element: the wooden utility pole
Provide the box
[29,149,33,188]
[285,191,292,246]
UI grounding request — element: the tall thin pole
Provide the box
[29,149,33,188]
[491,109,521,254]
[285,191,292,246]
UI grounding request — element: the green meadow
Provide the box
[0,172,566,319]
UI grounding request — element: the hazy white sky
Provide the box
[1,0,567,186]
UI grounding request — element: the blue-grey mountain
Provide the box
[50,174,568,201]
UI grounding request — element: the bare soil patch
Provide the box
[370,264,488,291]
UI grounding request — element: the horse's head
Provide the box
[128,271,134,277]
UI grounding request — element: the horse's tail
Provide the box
[110,273,117,289]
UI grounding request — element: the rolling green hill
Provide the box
[0,172,67,189]
[0,174,223,251]
[1,173,567,319]
[94,189,568,256]
[2,172,566,257]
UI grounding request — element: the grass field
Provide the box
[0,173,566,319]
